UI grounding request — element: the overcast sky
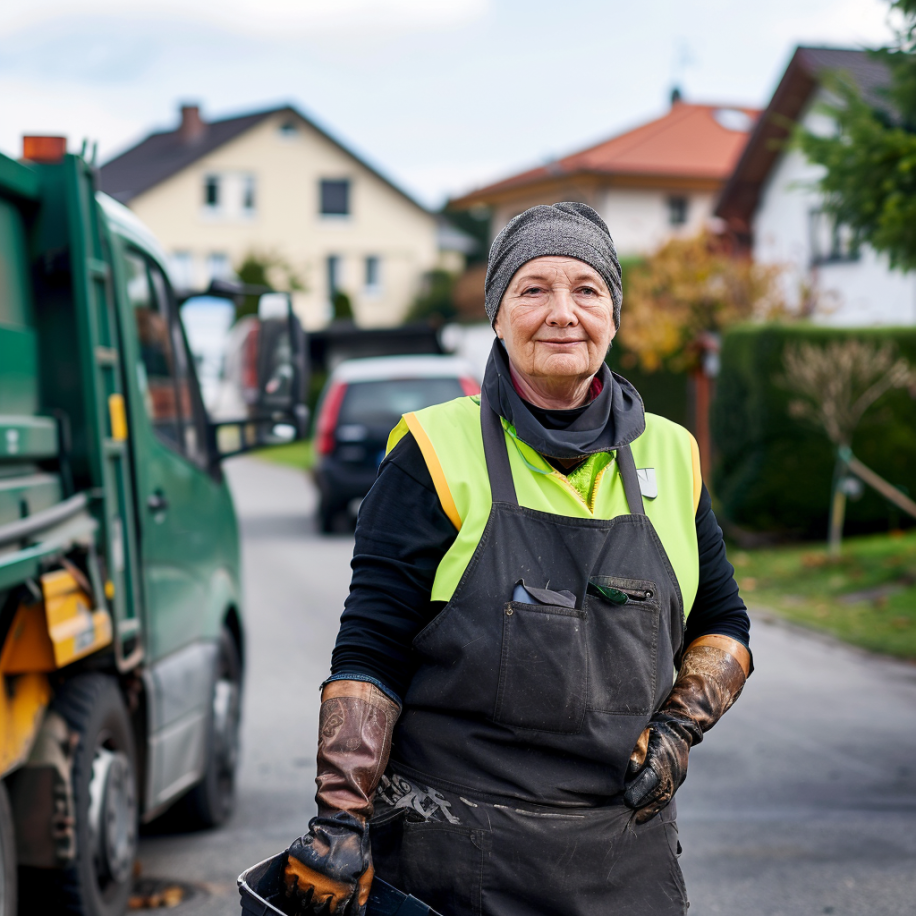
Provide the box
[0,0,897,208]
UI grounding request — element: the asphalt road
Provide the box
[136,457,916,916]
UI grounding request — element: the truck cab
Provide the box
[0,139,306,916]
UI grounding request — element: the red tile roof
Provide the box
[451,102,759,206]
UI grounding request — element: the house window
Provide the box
[667,196,689,226]
[204,174,220,209]
[364,256,381,292]
[327,255,341,297]
[278,120,298,138]
[206,252,233,284]
[242,174,256,214]
[809,209,860,265]
[320,179,350,216]
[169,251,194,289]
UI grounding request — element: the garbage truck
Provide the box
[0,136,306,916]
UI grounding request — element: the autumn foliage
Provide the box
[618,232,787,372]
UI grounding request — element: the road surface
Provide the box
[136,457,916,916]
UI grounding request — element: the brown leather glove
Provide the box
[624,635,750,824]
[284,680,400,915]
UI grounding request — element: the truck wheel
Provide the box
[174,628,242,829]
[51,674,138,916]
[0,782,16,916]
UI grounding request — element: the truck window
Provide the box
[148,263,207,466]
[127,251,182,451]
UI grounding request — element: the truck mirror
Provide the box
[203,293,309,464]
[257,292,290,320]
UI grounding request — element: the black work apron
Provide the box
[372,394,688,915]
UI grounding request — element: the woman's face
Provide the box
[494,256,617,387]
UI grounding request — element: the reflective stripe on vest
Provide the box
[387,395,701,614]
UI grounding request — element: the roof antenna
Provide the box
[670,39,694,107]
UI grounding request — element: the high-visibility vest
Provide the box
[387,396,701,613]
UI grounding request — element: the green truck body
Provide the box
[0,145,302,916]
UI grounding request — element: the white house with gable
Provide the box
[716,46,916,327]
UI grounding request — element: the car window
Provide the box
[338,378,464,428]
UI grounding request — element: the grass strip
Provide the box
[731,530,916,660]
[252,439,314,470]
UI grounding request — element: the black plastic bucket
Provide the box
[237,851,443,916]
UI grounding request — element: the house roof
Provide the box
[715,47,891,231]
[449,102,759,209]
[99,104,429,215]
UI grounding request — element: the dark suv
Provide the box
[312,355,479,532]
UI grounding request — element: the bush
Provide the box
[712,324,916,536]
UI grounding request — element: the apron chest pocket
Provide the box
[586,576,661,715]
[494,602,588,733]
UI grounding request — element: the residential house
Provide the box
[716,47,915,326]
[448,95,759,257]
[101,104,452,328]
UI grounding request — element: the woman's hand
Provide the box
[284,813,373,915]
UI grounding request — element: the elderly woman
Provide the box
[284,203,752,916]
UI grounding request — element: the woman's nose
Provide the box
[546,290,578,326]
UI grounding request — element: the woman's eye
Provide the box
[578,287,597,296]
[523,286,543,296]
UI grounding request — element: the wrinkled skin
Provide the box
[624,637,750,824]
[284,683,399,915]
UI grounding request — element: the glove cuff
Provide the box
[315,680,400,823]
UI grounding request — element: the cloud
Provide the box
[0,0,490,39]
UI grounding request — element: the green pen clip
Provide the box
[588,582,630,605]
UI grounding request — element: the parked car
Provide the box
[313,355,479,532]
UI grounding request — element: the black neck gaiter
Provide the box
[481,339,646,460]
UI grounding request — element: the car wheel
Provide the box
[172,628,242,829]
[25,674,138,916]
[318,495,347,535]
[0,782,16,916]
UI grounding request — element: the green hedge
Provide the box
[712,324,916,537]
[606,350,690,431]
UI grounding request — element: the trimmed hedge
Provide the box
[712,324,916,537]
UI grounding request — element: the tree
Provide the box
[405,269,458,324]
[331,289,355,322]
[618,232,787,372]
[797,0,916,270]
[782,339,916,553]
[235,251,304,321]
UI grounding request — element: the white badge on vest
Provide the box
[637,468,657,499]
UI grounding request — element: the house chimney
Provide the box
[670,86,683,106]
[178,104,205,143]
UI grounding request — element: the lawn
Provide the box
[253,439,314,470]
[731,530,916,660]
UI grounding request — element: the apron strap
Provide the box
[616,444,646,516]
[479,390,518,506]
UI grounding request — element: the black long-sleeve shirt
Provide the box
[330,432,749,702]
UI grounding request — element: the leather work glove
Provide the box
[624,635,750,824]
[285,681,400,915]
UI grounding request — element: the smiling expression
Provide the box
[493,256,617,405]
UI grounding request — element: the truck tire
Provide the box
[46,674,138,916]
[0,782,16,916]
[173,628,242,829]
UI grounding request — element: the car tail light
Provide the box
[316,382,348,455]
[459,376,480,396]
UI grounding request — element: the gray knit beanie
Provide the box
[485,202,622,329]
